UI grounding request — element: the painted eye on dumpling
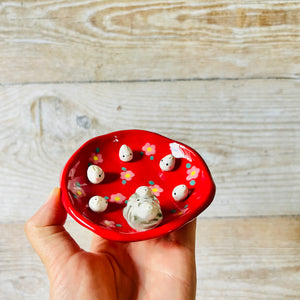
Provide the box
[119,144,133,162]
[159,154,176,171]
[172,184,189,201]
[87,165,105,184]
[89,196,108,212]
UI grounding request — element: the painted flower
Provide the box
[172,204,189,217]
[142,143,156,156]
[120,170,135,181]
[89,152,103,164]
[101,220,115,228]
[110,193,126,204]
[68,180,86,198]
[74,187,86,198]
[186,166,200,181]
[149,184,163,197]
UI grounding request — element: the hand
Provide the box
[25,188,196,300]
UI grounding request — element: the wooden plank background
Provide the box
[0,0,299,299]
[0,0,300,83]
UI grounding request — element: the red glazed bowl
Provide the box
[60,129,215,242]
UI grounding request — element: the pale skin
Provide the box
[25,188,197,300]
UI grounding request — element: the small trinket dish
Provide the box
[60,129,215,242]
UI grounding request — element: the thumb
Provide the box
[25,187,80,274]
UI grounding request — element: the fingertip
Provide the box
[46,187,61,203]
[25,187,66,233]
[25,187,80,272]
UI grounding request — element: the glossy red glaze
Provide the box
[60,130,215,242]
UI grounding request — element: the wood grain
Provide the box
[0,79,299,222]
[195,217,300,299]
[0,0,299,84]
[1,217,299,299]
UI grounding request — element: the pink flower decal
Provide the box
[74,187,86,198]
[68,180,86,198]
[142,143,156,156]
[101,220,115,228]
[149,184,163,197]
[120,170,135,181]
[186,166,200,181]
[172,204,189,217]
[110,193,126,204]
[89,152,103,164]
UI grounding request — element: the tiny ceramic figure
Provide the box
[159,154,176,171]
[87,165,105,184]
[172,184,189,201]
[123,186,163,231]
[135,186,153,197]
[119,144,133,162]
[89,196,108,212]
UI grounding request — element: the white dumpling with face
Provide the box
[87,165,105,184]
[159,154,176,171]
[172,184,189,201]
[119,144,133,162]
[89,196,108,212]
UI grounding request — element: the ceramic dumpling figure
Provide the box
[119,144,133,162]
[87,165,105,184]
[159,154,176,171]
[89,196,108,212]
[123,186,163,231]
[135,186,153,197]
[172,184,189,201]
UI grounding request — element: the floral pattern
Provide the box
[74,187,86,198]
[149,184,163,197]
[142,143,156,156]
[186,166,200,181]
[100,220,116,228]
[69,180,86,198]
[110,193,126,204]
[171,204,189,216]
[120,170,135,181]
[89,152,103,164]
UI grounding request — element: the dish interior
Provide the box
[61,130,215,240]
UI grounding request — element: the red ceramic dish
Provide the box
[60,130,215,242]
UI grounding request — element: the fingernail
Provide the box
[46,188,59,203]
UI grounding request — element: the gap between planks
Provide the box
[1,76,300,87]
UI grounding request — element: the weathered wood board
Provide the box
[0,0,299,83]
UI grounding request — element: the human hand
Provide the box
[25,188,196,300]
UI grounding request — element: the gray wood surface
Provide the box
[0,0,299,299]
[0,0,299,83]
